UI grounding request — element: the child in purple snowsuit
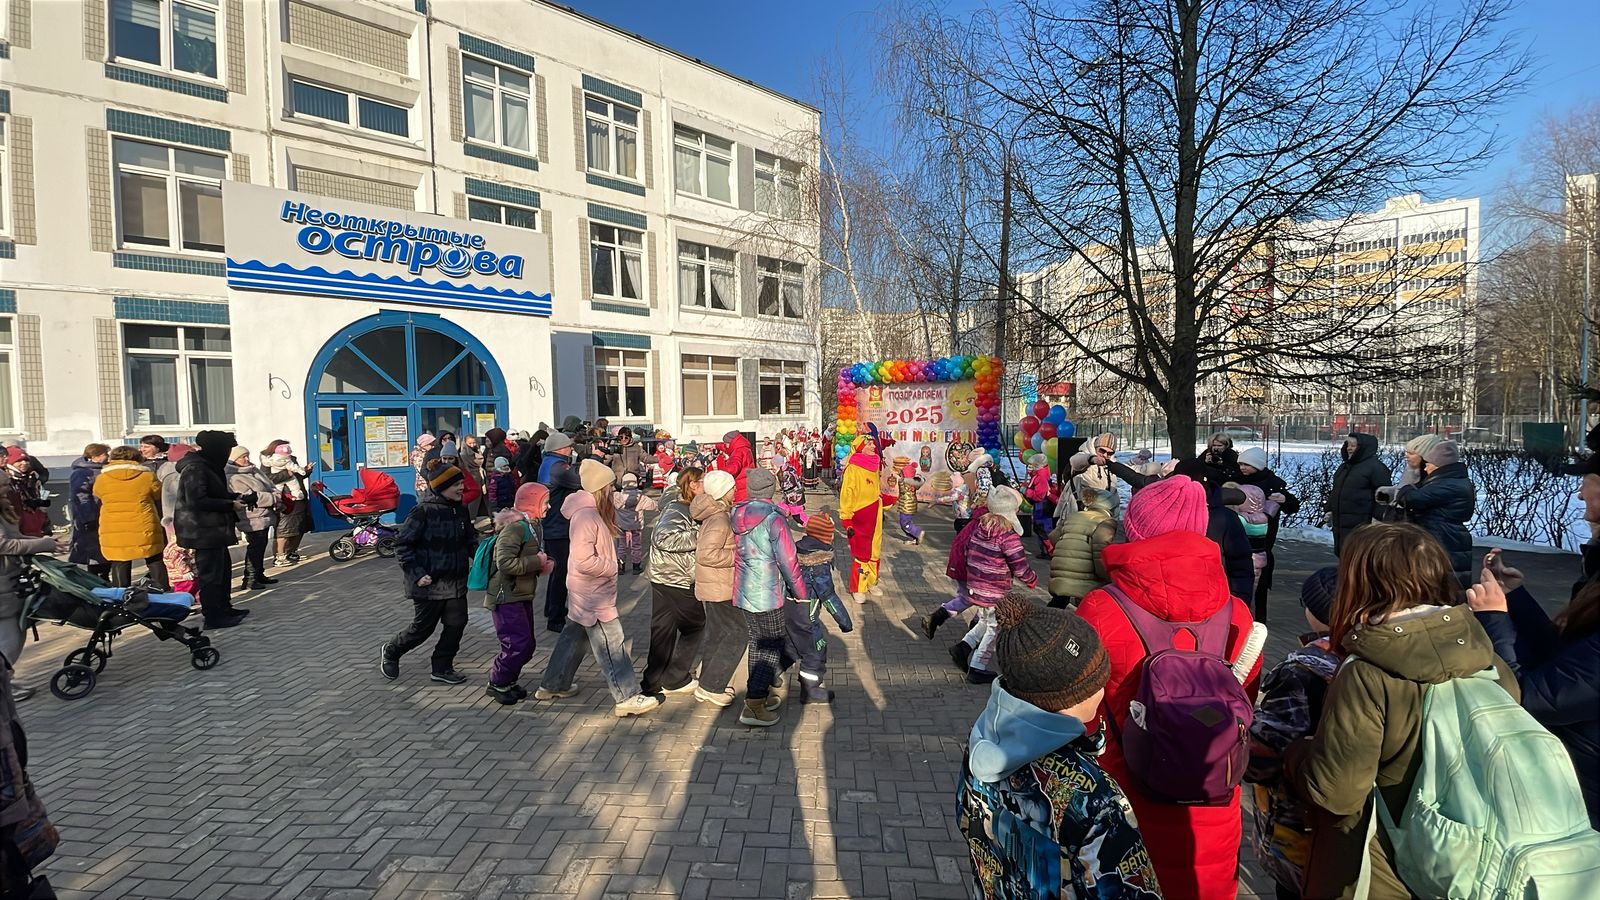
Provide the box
[485,483,554,704]
[610,473,657,573]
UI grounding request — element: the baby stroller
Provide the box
[20,555,219,701]
[312,468,401,561]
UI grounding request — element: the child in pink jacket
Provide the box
[536,460,658,717]
[953,486,1037,684]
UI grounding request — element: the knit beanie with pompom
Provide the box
[993,593,1110,712]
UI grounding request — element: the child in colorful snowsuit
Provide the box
[949,487,1037,684]
[1227,482,1280,596]
[775,457,806,522]
[486,457,518,513]
[484,483,553,704]
[786,511,854,703]
[1023,457,1056,557]
[920,500,990,646]
[895,463,924,544]
[162,523,198,607]
[1047,485,1117,609]
[611,472,657,573]
[1245,566,1339,900]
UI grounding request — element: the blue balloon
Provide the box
[1059,420,1076,438]
[1030,433,1044,452]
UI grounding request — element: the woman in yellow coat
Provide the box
[93,446,166,587]
[839,425,886,603]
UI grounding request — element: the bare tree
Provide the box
[899,0,1527,455]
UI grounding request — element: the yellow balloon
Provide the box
[1043,437,1059,459]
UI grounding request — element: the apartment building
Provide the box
[0,0,821,503]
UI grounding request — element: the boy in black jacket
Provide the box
[381,464,478,684]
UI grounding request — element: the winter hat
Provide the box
[514,482,549,518]
[993,594,1111,712]
[544,431,573,454]
[229,446,251,463]
[983,485,1025,535]
[966,453,994,473]
[746,467,777,500]
[427,464,463,493]
[272,443,293,458]
[723,430,742,444]
[492,457,511,473]
[3,447,24,466]
[417,434,437,450]
[195,430,237,467]
[1238,447,1268,471]
[1424,440,1462,468]
[1093,432,1118,454]
[804,510,836,545]
[579,459,615,493]
[703,470,736,501]
[168,443,193,462]
[1134,448,1154,463]
[1300,565,1338,627]
[621,472,638,488]
[1404,433,1444,458]
[439,440,458,458]
[1123,474,1208,542]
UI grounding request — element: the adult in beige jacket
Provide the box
[691,471,743,707]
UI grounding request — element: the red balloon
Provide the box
[1038,422,1057,440]
[1032,400,1051,419]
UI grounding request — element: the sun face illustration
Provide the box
[949,383,979,425]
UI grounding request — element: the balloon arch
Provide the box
[833,355,1005,469]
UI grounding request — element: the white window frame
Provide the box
[121,322,235,430]
[757,256,805,319]
[680,354,739,419]
[461,54,532,154]
[0,116,7,236]
[108,0,222,83]
[0,317,20,432]
[754,150,801,218]
[590,224,644,303]
[584,92,640,182]
[112,136,227,255]
[678,240,737,312]
[758,359,805,417]
[594,348,649,421]
[467,198,539,231]
[288,78,412,139]
[672,125,734,204]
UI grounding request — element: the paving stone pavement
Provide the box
[14,509,1581,899]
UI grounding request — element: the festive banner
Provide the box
[834,355,1004,477]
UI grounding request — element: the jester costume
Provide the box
[838,427,886,598]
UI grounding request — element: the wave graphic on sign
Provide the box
[225,259,553,317]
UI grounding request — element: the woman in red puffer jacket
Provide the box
[1075,474,1263,900]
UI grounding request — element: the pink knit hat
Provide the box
[1123,475,1209,542]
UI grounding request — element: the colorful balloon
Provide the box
[1038,422,1057,441]
[1043,437,1059,460]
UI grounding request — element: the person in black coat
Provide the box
[1174,459,1258,608]
[1236,447,1301,618]
[67,445,110,579]
[1468,445,1600,828]
[175,430,250,628]
[540,461,583,633]
[515,429,547,485]
[1395,440,1476,587]
[1201,433,1242,484]
[1328,432,1389,555]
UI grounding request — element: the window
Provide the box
[0,318,16,431]
[595,349,648,419]
[590,224,643,301]
[754,151,801,217]
[584,94,639,181]
[462,55,531,153]
[681,354,738,417]
[468,198,537,230]
[123,323,234,427]
[111,0,218,79]
[290,79,410,137]
[757,257,804,318]
[673,125,733,203]
[678,241,736,311]
[759,360,805,416]
[113,137,225,253]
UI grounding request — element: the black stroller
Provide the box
[20,556,220,700]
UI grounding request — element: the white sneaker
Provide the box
[914,533,924,545]
[869,584,884,597]
[852,591,868,604]
[614,694,660,717]
[693,685,736,707]
[534,681,579,700]
[663,678,699,695]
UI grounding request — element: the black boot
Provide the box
[921,607,951,640]
[949,640,973,672]
[253,570,279,586]
[237,571,252,592]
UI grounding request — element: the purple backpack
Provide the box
[1106,584,1252,805]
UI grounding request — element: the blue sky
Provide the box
[571,0,1598,204]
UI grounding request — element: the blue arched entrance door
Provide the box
[305,311,507,528]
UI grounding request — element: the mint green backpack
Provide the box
[1374,668,1600,899]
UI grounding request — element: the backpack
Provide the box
[1106,584,1252,805]
[1372,668,1600,900]
[466,536,497,591]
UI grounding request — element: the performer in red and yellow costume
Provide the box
[839,423,887,602]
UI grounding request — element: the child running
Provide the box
[895,463,924,544]
[484,483,554,705]
[787,511,854,704]
[950,486,1037,684]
